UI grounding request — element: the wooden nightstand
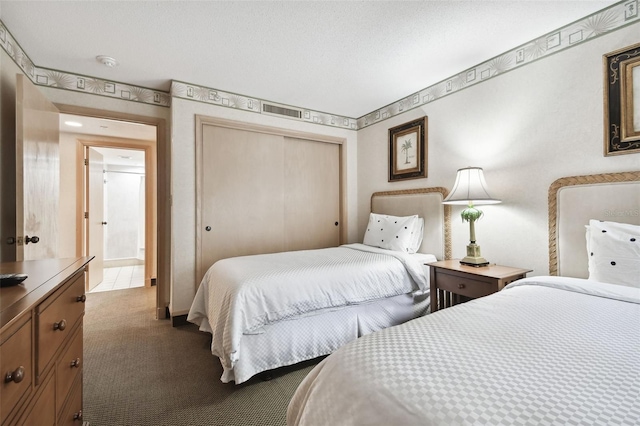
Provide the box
[428,259,532,313]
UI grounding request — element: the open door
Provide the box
[86,147,105,291]
[15,74,60,260]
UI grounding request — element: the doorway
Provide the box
[56,105,169,320]
[89,146,147,293]
[59,113,159,300]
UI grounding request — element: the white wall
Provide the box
[170,98,358,315]
[356,24,640,278]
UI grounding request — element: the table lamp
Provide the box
[442,167,501,266]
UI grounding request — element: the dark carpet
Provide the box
[83,286,318,426]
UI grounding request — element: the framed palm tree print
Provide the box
[388,116,428,181]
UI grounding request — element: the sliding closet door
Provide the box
[200,125,285,276]
[197,118,344,282]
[284,137,340,251]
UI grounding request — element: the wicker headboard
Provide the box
[371,188,451,261]
[548,171,640,277]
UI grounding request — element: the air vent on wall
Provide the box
[262,102,303,119]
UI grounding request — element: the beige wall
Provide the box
[356,24,640,278]
[58,132,78,258]
[170,98,358,315]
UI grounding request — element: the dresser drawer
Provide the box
[58,374,83,426]
[436,272,497,299]
[56,324,83,414]
[15,370,55,426]
[36,270,85,379]
[1,317,32,425]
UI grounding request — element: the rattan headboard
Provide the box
[548,171,640,277]
[371,187,451,261]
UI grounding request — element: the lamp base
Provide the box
[460,243,489,267]
[460,257,490,267]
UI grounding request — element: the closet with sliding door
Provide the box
[195,116,345,281]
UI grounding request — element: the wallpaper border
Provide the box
[357,0,640,129]
[1,0,638,131]
[0,21,171,108]
[170,81,358,130]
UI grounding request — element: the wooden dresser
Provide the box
[1,257,92,426]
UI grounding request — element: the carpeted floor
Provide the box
[83,286,319,426]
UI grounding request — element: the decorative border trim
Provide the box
[171,81,357,130]
[0,21,170,107]
[371,187,452,260]
[2,0,638,130]
[547,170,640,276]
[357,1,640,129]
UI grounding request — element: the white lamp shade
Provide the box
[442,167,501,205]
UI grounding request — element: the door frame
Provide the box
[85,146,106,291]
[58,104,170,320]
[78,139,155,289]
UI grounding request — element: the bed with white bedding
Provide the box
[188,187,451,384]
[287,171,640,425]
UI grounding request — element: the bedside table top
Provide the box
[428,259,532,280]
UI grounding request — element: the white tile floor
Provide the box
[90,265,145,293]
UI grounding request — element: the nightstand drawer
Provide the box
[436,272,496,299]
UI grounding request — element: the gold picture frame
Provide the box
[603,42,640,156]
[388,116,428,181]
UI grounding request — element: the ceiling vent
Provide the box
[262,102,302,120]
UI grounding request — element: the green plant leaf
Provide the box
[460,207,483,222]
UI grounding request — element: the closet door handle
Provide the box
[25,235,39,244]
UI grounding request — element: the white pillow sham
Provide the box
[363,213,423,253]
[411,217,425,253]
[586,219,640,288]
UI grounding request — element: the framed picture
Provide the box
[603,42,640,156]
[388,116,428,181]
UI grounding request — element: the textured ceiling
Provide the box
[0,1,618,118]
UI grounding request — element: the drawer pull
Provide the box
[73,410,83,421]
[70,358,81,368]
[76,294,86,303]
[5,366,25,384]
[458,283,466,289]
[53,319,67,331]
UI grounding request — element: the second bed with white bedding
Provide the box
[188,243,435,384]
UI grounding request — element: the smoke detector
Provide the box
[96,55,118,68]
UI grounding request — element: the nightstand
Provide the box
[428,259,532,313]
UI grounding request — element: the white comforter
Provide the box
[287,276,640,425]
[187,244,428,383]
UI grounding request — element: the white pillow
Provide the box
[411,217,425,253]
[363,213,421,253]
[587,220,640,288]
